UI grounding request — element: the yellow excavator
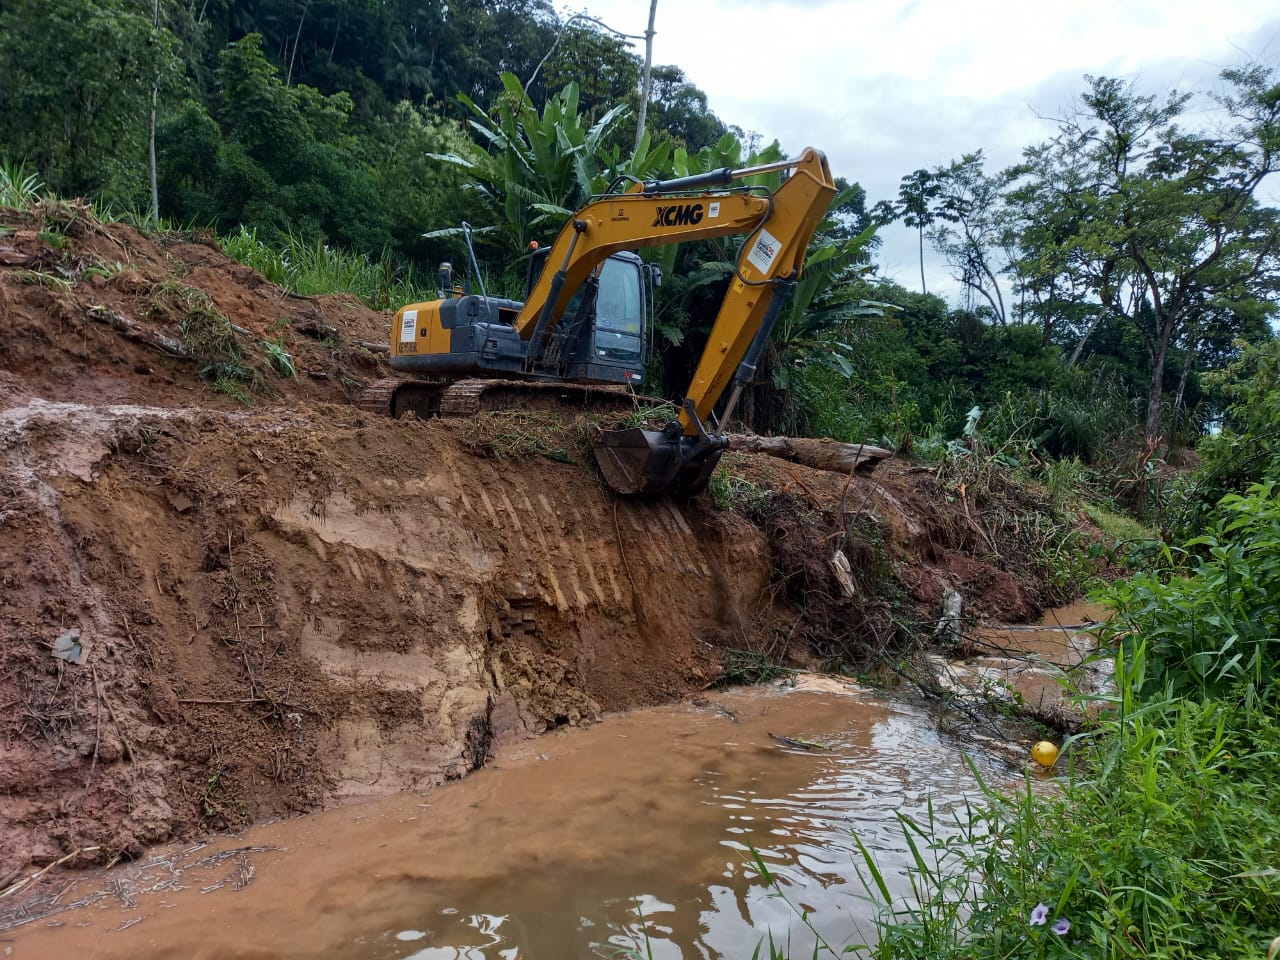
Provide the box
[363,147,837,496]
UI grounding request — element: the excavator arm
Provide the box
[673,148,836,434]
[521,150,836,438]
[542,148,837,495]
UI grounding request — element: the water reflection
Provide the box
[399,913,513,960]
[14,687,1001,960]
[376,700,989,960]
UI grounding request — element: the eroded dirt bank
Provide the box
[0,398,773,879]
[0,206,1075,893]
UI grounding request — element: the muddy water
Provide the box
[959,601,1110,713]
[11,682,1007,960]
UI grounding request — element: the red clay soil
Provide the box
[0,203,1071,899]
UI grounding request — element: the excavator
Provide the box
[362,146,837,497]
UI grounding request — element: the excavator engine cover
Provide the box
[591,424,725,497]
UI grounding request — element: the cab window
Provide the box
[594,259,642,334]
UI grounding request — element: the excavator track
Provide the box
[357,377,448,419]
[356,378,401,416]
[360,377,648,421]
[439,379,643,417]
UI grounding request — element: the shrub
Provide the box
[1101,482,1280,705]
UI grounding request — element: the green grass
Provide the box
[221,226,433,310]
[260,336,297,378]
[0,159,44,210]
[155,283,259,399]
[1084,502,1157,544]
[708,465,769,514]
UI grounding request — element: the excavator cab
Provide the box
[524,253,655,386]
[388,249,651,387]
[524,250,655,385]
[586,257,646,365]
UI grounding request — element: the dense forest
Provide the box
[0,0,724,260]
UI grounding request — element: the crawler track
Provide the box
[360,377,647,421]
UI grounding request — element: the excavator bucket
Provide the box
[590,425,725,497]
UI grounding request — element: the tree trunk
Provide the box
[1040,278,1055,346]
[1173,345,1193,413]
[148,87,158,222]
[982,257,1006,325]
[633,0,658,153]
[148,0,159,224]
[918,225,927,294]
[726,434,892,476]
[1172,337,1196,439]
[1145,327,1173,449]
[1068,312,1103,366]
[286,0,311,87]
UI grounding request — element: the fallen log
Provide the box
[726,434,892,476]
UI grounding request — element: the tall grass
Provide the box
[221,226,432,310]
[0,160,44,210]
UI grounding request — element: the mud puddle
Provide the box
[7,682,1011,959]
[974,600,1107,662]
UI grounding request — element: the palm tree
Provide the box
[382,28,433,102]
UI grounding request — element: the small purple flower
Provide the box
[1052,918,1071,936]
[1029,903,1049,926]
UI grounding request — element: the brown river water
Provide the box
[8,680,1021,960]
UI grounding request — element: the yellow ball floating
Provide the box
[1032,741,1060,767]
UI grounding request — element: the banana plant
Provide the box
[768,217,884,392]
[425,72,670,263]
[642,134,787,347]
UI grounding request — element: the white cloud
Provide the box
[569,0,1280,300]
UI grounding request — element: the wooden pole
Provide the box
[634,0,658,153]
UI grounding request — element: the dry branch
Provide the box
[0,847,101,900]
[86,309,187,358]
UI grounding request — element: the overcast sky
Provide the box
[568,0,1280,302]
